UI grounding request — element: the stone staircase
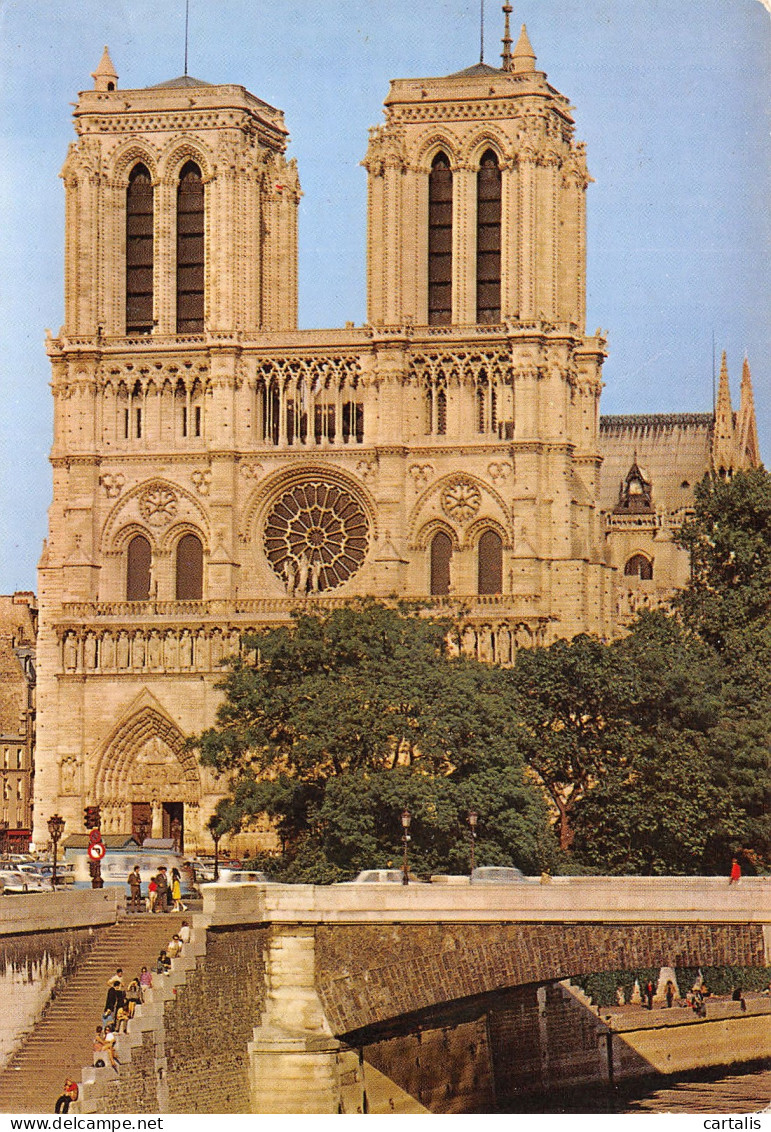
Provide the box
[0,915,188,1113]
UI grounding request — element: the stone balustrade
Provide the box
[56,595,549,672]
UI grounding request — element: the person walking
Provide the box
[170,867,186,912]
[645,979,655,1010]
[154,866,169,912]
[127,865,143,913]
[665,980,675,1009]
[729,857,742,884]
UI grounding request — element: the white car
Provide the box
[202,869,272,884]
[0,869,46,894]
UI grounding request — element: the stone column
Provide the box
[248,926,364,1114]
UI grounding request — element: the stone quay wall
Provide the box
[92,926,269,1114]
[0,891,119,1071]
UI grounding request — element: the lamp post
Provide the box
[468,810,478,874]
[401,809,411,885]
[47,813,65,888]
[208,817,223,880]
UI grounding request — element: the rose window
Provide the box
[139,485,179,526]
[441,479,481,523]
[264,480,369,593]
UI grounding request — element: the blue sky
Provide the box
[0,0,768,593]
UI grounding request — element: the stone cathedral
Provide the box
[33,15,759,849]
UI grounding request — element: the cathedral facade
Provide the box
[33,21,758,849]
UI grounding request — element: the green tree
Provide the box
[570,612,739,873]
[674,468,771,652]
[506,634,634,851]
[191,601,549,879]
[674,468,771,865]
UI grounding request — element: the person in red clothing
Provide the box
[729,857,742,884]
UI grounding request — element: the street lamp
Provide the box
[468,810,478,874]
[208,816,223,880]
[401,809,411,885]
[47,813,65,888]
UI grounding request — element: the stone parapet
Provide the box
[202,876,771,929]
[0,889,120,936]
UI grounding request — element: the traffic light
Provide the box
[84,805,101,829]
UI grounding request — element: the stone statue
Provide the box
[297,552,310,595]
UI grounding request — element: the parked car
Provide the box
[202,869,272,884]
[470,866,529,884]
[0,869,46,894]
[188,857,216,883]
[37,863,75,886]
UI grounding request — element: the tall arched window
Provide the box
[430,532,452,595]
[127,535,152,601]
[624,554,653,580]
[176,533,203,600]
[476,150,501,324]
[478,530,503,594]
[428,153,452,325]
[177,162,204,332]
[126,164,154,334]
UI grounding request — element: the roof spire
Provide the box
[512,23,537,73]
[91,46,118,92]
[736,357,761,468]
[502,3,513,70]
[712,351,736,473]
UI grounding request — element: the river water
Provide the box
[499,1064,771,1114]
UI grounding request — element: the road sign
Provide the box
[87,840,106,861]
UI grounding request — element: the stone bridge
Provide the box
[2,878,769,1113]
[205,877,770,1111]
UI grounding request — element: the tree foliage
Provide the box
[674,468,771,652]
[506,634,634,850]
[191,601,551,879]
[191,470,771,879]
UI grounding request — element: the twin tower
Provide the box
[36,23,614,847]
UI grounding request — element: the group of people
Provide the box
[616,977,752,1019]
[56,920,194,1110]
[127,864,187,913]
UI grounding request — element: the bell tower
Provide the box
[35,51,301,847]
[364,12,589,329]
[60,51,299,339]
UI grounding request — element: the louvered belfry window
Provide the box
[177,162,205,332]
[126,164,154,334]
[428,154,452,325]
[176,533,203,600]
[127,535,152,601]
[430,532,453,595]
[476,150,501,324]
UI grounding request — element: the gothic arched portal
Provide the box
[93,701,202,850]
